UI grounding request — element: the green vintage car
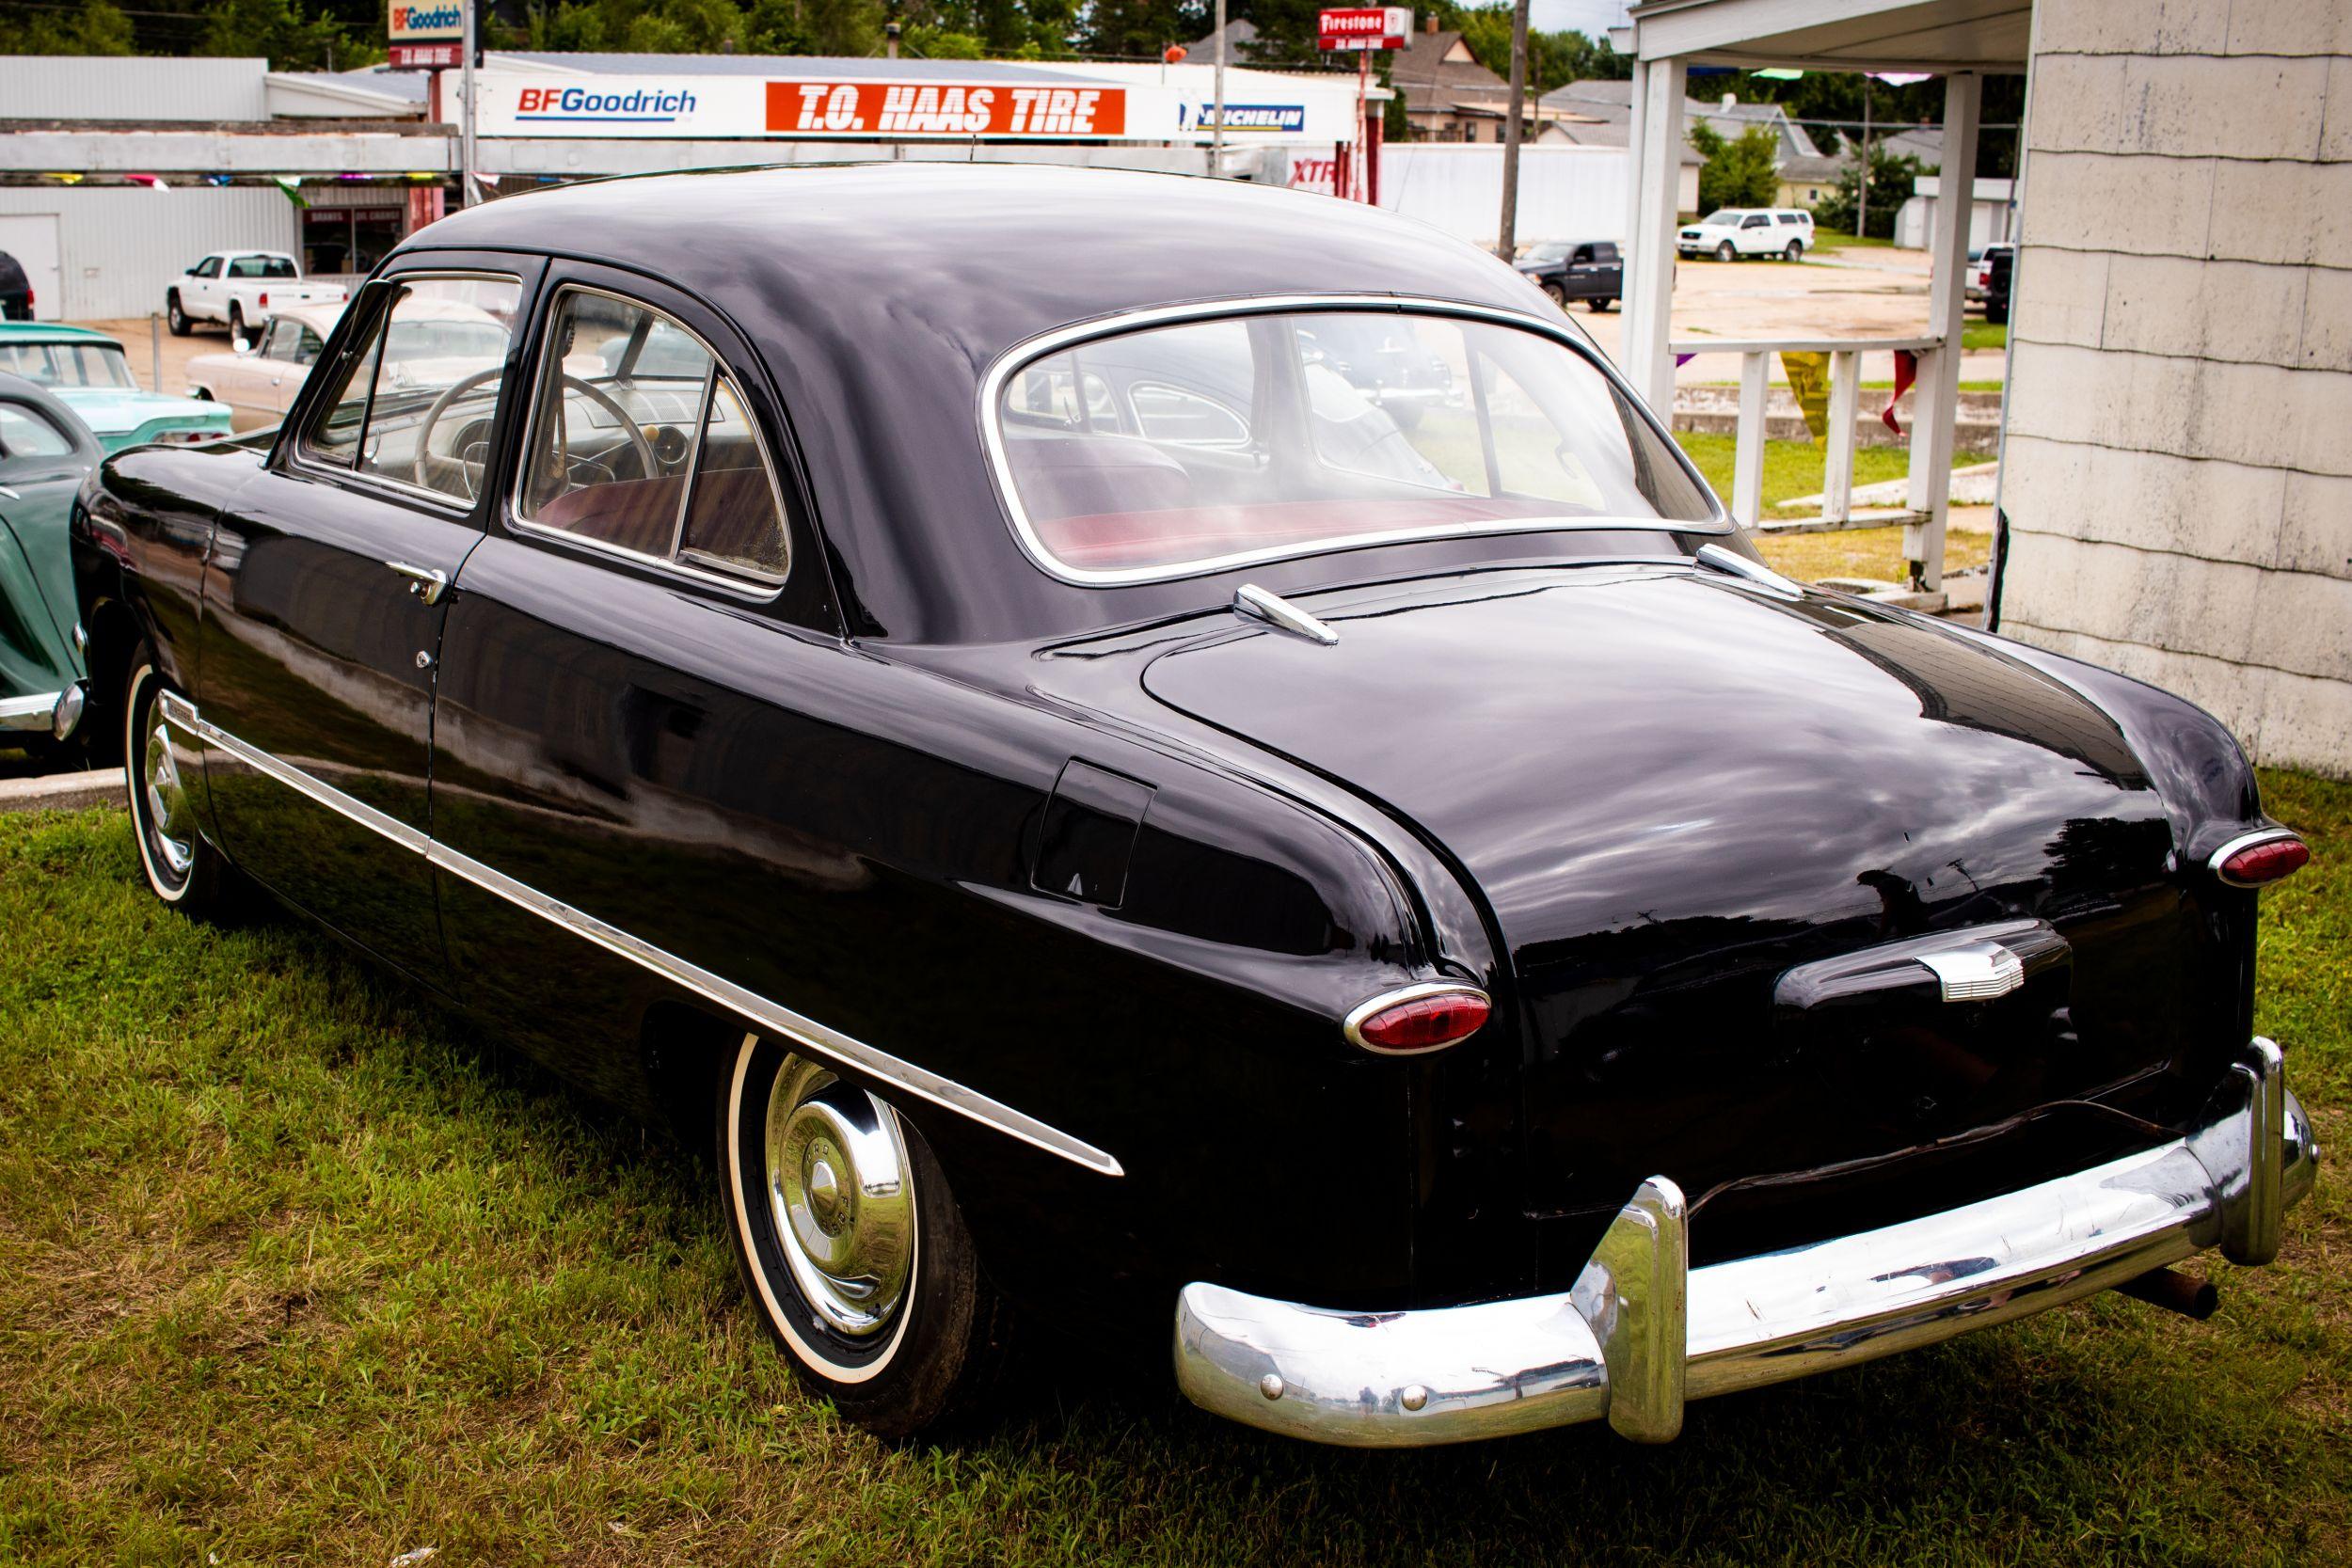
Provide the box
[0,371,99,750]
[0,323,232,453]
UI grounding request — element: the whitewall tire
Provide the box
[718,1033,1011,1437]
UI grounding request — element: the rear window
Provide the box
[991,309,1718,583]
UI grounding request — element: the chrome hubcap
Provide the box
[142,720,194,879]
[764,1056,914,1338]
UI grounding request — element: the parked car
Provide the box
[165,249,347,341]
[1967,243,2013,305]
[1514,239,1621,311]
[1678,207,1814,261]
[185,302,338,431]
[0,323,232,452]
[0,251,32,321]
[1983,244,2016,325]
[0,372,99,752]
[72,166,2317,1450]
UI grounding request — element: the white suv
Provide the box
[1677,208,1815,261]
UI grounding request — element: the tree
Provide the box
[1688,121,1779,212]
[0,0,135,54]
[1811,143,1929,238]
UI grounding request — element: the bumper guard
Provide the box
[1174,1039,2318,1447]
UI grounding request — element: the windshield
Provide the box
[993,309,1716,581]
[1528,242,1574,261]
[1700,210,1745,226]
[0,339,136,391]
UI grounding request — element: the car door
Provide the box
[193,254,542,989]
[0,392,92,718]
[423,263,850,1090]
[186,256,224,319]
[215,322,282,428]
[1739,213,1774,253]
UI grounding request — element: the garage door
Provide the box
[0,214,63,321]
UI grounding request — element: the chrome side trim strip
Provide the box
[2206,827,2307,887]
[0,689,66,732]
[158,691,1123,1178]
[1693,541,1804,599]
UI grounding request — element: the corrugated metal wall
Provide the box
[0,187,301,321]
[0,55,270,120]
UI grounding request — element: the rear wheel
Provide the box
[228,303,246,343]
[1715,241,1737,262]
[123,655,232,911]
[1784,240,1804,261]
[718,1034,1011,1438]
[1588,296,1614,312]
[167,293,190,336]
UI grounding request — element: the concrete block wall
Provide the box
[1999,0,2352,778]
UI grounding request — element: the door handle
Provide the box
[386,560,449,606]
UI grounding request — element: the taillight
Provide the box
[1344,984,1491,1054]
[258,292,269,308]
[2212,831,2311,889]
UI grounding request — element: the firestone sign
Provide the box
[1317,7,1412,50]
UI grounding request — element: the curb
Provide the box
[0,768,127,815]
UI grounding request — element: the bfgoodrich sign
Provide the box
[472,72,1174,141]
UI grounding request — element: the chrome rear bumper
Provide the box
[1175,1039,2318,1448]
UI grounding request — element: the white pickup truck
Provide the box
[165,250,347,341]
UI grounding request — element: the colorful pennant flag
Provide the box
[123,173,169,192]
[1882,349,1917,436]
[1781,352,1831,442]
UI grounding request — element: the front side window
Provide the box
[192,258,222,279]
[297,275,521,497]
[993,309,1716,582]
[516,288,790,584]
[262,318,302,360]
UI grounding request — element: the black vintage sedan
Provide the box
[71,166,2317,1449]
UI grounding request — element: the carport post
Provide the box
[1903,71,1981,592]
[1731,352,1768,527]
[1622,54,1687,414]
[150,312,162,395]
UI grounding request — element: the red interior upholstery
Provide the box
[1033,495,1563,570]
[535,474,684,557]
[532,467,781,565]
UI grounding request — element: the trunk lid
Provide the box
[1142,563,2240,1266]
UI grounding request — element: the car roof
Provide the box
[397,164,1566,643]
[0,322,121,348]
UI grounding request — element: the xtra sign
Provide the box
[765,81,1125,137]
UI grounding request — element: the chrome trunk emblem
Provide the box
[1917,942,2027,1003]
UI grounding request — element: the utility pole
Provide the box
[1854,76,1870,239]
[1496,0,1529,256]
[1212,0,1228,176]
[459,0,478,207]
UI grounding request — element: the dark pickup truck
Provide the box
[1515,239,1621,311]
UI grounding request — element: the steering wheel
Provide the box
[412,368,657,499]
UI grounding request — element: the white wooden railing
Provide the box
[1669,334,1959,599]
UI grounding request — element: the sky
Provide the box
[1521,0,1634,40]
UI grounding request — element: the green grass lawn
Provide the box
[2,789,2345,1566]
[1963,321,2008,352]
[1672,434,1994,583]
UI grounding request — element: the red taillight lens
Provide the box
[1347,988,1491,1053]
[2217,835,2310,888]
[258,292,269,309]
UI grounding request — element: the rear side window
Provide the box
[0,400,73,459]
[516,287,790,586]
[298,274,522,498]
